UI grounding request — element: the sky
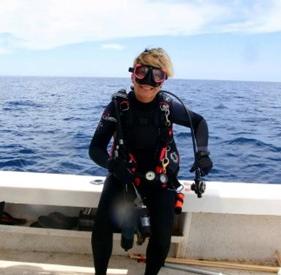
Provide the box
[0,0,281,82]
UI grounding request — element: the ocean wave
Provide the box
[214,103,227,109]
[225,137,281,152]
[63,116,83,121]
[0,159,36,168]
[18,148,36,154]
[175,131,191,139]
[59,161,84,170]
[244,163,267,168]
[3,100,44,110]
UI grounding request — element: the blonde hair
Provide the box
[133,48,174,77]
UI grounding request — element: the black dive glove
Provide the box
[190,151,213,176]
[108,158,134,184]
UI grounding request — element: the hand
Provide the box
[108,158,134,184]
[190,151,213,176]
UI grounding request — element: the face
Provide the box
[132,80,161,103]
[129,64,167,103]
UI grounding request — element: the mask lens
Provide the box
[134,65,149,80]
[152,68,166,83]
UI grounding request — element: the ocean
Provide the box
[0,76,280,184]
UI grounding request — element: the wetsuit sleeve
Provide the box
[170,98,209,152]
[88,101,116,169]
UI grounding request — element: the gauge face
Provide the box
[145,171,156,181]
[159,174,168,184]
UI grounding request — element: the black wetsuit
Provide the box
[89,90,209,275]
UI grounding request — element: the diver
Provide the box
[89,47,213,275]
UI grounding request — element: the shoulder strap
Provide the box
[112,89,130,112]
[158,91,172,127]
[112,89,128,99]
[157,92,173,147]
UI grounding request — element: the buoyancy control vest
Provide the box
[112,89,180,189]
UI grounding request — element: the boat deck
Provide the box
[1,172,281,274]
[0,250,274,275]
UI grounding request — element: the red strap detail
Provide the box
[155,166,163,174]
[134,177,141,186]
[175,193,185,208]
[177,193,185,200]
[128,153,136,163]
[159,147,167,161]
[168,128,173,136]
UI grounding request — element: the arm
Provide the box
[170,97,213,176]
[89,98,135,184]
[171,98,209,152]
[88,101,116,169]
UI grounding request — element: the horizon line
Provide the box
[0,74,280,84]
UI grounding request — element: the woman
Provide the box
[89,48,212,275]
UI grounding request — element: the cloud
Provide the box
[0,0,281,51]
[217,0,281,34]
[0,47,11,54]
[101,43,125,50]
